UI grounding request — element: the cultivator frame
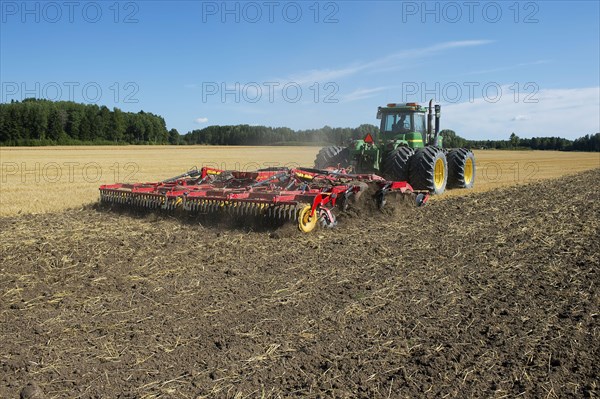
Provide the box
[99,166,428,232]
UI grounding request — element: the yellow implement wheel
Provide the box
[298,205,317,233]
[433,157,446,191]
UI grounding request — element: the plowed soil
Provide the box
[1,169,599,398]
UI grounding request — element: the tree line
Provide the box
[180,124,378,146]
[1,99,598,151]
[441,130,599,152]
[0,99,171,145]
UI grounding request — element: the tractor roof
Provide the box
[379,103,427,113]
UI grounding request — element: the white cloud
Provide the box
[342,87,390,102]
[214,40,493,107]
[194,117,209,124]
[461,59,551,76]
[443,86,600,139]
[284,40,493,86]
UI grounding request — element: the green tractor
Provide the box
[314,100,475,195]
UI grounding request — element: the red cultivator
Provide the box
[99,167,429,233]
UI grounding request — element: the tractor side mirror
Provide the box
[376,107,382,119]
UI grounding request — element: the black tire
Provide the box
[314,146,350,169]
[382,146,414,181]
[409,146,447,195]
[447,148,476,189]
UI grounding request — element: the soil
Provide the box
[1,169,599,398]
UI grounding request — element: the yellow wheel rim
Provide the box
[433,158,445,189]
[464,157,474,185]
[298,205,317,233]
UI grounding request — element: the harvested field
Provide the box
[1,168,598,398]
[1,146,599,216]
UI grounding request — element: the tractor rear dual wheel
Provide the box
[382,146,415,182]
[447,148,476,189]
[409,146,448,195]
[314,146,350,169]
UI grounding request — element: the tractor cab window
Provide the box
[382,113,412,134]
[413,113,426,135]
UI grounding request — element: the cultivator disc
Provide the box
[99,166,428,233]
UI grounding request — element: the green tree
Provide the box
[168,128,180,144]
[509,132,520,148]
[440,129,468,148]
[47,107,65,141]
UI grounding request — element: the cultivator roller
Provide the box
[99,166,429,233]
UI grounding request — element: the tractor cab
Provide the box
[377,103,428,148]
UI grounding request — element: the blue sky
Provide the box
[1,0,599,139]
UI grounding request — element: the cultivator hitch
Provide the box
[99,166,429,233]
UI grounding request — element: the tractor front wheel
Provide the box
[447,148,476,189]
[314,146,350,169]
[409,146,448,195]
[382,146,415,182]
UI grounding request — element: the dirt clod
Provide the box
[20,382,45,399]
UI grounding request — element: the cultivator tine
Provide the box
[283,205,289,220]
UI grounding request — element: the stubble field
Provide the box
[0,146,598,216]
[0,146,599,398]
